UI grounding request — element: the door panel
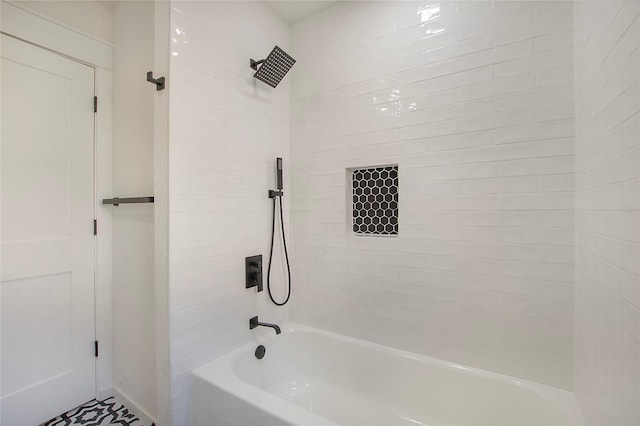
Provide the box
[2,273,73,395]
[1,34,96,426]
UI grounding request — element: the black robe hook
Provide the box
[146,71,165,91]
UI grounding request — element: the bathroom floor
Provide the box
[41,397,154,426]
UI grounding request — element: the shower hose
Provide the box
[267,195,291,306]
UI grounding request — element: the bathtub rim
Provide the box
[192,322,584,425]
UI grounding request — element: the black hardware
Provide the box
[249,316,281,335]
[250,46,296,88]
[276,157,283,190]
[146,71,165,91]
[249,59,265,70]
[268,157,285,199]
[93,219,97,236]
[255,345,266,359]
[102,197,155,206]
[267,157,292,306]
[94,341,99,357]
[245,255,263,292]
[94,96,98,113]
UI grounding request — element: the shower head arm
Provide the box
[250,58,265,70]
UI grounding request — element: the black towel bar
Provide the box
[102,197,154,206]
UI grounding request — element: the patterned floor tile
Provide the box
[41,397,154,426]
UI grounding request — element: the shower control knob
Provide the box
[245,254,263,292]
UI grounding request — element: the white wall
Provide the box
[573,0,640,424]
[13,0,113,43]
[112,1,156,420]
[290,0,575,389]
[167,2,290,424]
[153,2,171,425]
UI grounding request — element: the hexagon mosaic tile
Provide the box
[351,165,398,235]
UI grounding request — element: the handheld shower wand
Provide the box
[269,158,284,198]
[276,157,283,191]
[267,157,291,306]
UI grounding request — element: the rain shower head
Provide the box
[250,46,296,88]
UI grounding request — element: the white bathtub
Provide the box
[192,324,584,426]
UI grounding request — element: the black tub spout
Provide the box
[249,316,281,335]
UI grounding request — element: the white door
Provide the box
[1,34,96,425]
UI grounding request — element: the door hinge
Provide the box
[95,340,99,357]
[94,96,98,113]
[93,219,97,236]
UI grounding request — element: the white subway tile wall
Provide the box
[290,1,575,388]
[574,0,640,424]
[168,2,290,424]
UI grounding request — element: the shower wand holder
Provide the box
[268,190,283,198]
